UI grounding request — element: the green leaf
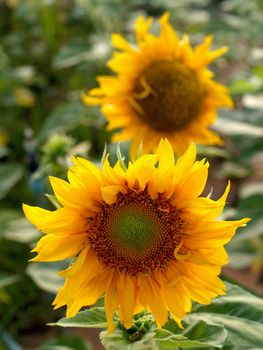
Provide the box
[0,145,9,159]
[49,307,108,329]
[215,117,263,138]
[157,323,227,349]
[240,182,263,198]
[196,145,229,159]
[39,101,86,140]
[185,315,262,349]
[227,250,260,269]
[230,216,263,243]
[26,262,66,294]
[53,39,90,70]
[160,282,263,349]
[39,333,92,350]
[228,79,260,96]
[185,282,263,348]
[219,161,249,179]
[53,38,110,70]
[100,329,157,350]
[253,65,263,79]
[0,209,39,243]
[193,282,263,321]
[0,273,19,289]
[0,163,23,200]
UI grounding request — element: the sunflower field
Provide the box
[0,0,263,349]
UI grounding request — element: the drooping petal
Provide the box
[104,272,119,332]
[138,276,168,328]
[118,273,138,329]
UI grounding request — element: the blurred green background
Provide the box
[0,0,263,349]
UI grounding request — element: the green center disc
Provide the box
[111,204,159,256]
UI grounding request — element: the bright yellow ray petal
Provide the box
[139,277,168,328]
[112,33,134,52]
[105,272,119,333]
[39,208,87,235]
[157,138,175,175]
[23,204,51,231]
[184,218,250,249]
[118,273,137,329]
[126,154,158,189]
[135,15,153,42]
[101,184,127,204]
[54,247,105,314]
[72,157,102,181]
[67,269,109,318]
[177,182,230,220]
[172,143,196,185]
[102,156,125,185]
[49,176,98,211]
[175,160,209,200]
[163,285,186,319]
[31,232,87,262]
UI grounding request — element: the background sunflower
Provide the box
[83,13,233,156]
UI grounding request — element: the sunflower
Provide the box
[83,13,233,157]
[23,139,249,331]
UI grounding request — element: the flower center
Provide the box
[89,190,184,276]
[133,61,202,132]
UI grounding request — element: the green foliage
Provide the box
[0,327,22,350]
[0,209,39,243]
[51,282,263,349]
[0,163,24,200]
[26,262,66,294]
[49,308,108,329]
[0,0,262,348]
[40,333,93,350]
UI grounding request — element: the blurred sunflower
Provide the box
[23,139,248,331]
[83,13,233,157]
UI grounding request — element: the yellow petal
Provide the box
[67,269,109,318]
[105,272,119,332]
[112,33,133,51]
[135,15,153,42]
[173,143,196,185]
[175,161,209,200]
[101,184,127,204]
[118,273,137,329]
[40,207,87,235]
[23,204,50,231]
[31,232,87,262]
[102,156,125,186]
[157,138,175,175]
[163,285,186,319]
[49,176,97,211]
[139,277,168,328]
